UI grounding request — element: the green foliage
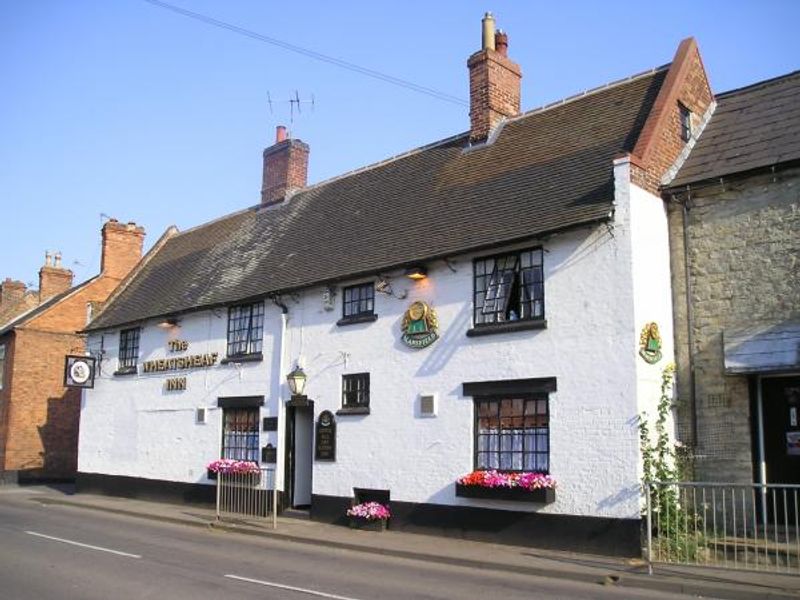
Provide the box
[639,364,705,562]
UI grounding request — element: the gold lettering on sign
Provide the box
[166,377,187,391]
[168,340,189,352]
[142,352,219,373]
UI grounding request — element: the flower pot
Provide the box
[455,483,556,504]
[349,517,387,531]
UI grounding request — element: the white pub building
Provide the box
[78,17,714,555]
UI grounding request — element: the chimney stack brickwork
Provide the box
[468,17,522,142]
[101,219,146,280]
[261,126,310,205]
[0,279,26,307]
[38,257,73,303]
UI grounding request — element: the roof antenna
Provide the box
[266,91,315,127]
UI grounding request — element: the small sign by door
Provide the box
[315,410,336,461]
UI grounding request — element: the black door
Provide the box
[761,376,800,524]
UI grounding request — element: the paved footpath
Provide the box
[9,484,800,600]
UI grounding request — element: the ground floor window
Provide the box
[475,396,549,472]
[222,407,259,462]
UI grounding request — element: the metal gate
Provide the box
[645,481,800,574]
[215,467,278,528]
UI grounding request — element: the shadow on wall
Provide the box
[413,302,472,377]
[32,389,81,481]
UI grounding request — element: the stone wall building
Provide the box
[664,71,800,489]
[0,219,150,481]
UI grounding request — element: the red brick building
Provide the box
[0,219,146,481]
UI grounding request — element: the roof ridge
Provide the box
[513,64,670,121]
[717,70,800,99]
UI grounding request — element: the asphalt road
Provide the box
[0,487,707,600]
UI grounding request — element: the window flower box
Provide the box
[207,459,261,485]
[455,470,556,504]
[346,502,390,531]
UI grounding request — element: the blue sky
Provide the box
[1,0,798,287]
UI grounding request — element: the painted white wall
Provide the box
[79,306,284,486]
[79,160,677,521]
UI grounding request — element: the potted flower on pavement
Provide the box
[347,501,391,531]
[455,470,556,503]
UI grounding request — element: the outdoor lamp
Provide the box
[286,365,307,397]
[157,317,180,329]
[405,265,427,280]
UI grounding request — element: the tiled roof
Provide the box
[0,277,97,337]
[669,71,800,187]
[88,67,668,331]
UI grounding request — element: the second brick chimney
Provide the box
[261,125,310,205]
[468,13,522,142]
[39,251,74,302]
[101,219,146,280]
[0,278,26,307]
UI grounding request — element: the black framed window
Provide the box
[227,302,264,357]
[342,283,374,319]
[118,327,140,371]
[475,396,549,472]
[473,248,544,326]
[342,373,370,408]
[679,102,692,142]
[221,407,259,462]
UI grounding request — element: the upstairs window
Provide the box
[341,373,370,410]
[227,302,264,358]
[473,248,544,326]
[342,283,375,321]
[679,102,692,142]
[118,327,140,373]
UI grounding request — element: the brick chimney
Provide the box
[101,219,146,279]
[0,278,26,307]
[39,251,74,302]
[468,13,522,142]
[261,125,310,205]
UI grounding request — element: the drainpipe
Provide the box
[271,296,289,509]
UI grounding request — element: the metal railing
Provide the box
[645,481,800,574]
[215,468,278,528]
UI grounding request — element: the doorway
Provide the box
[285,405,314,508]
[760,375,800,523]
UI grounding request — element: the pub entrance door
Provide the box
[285,404,313,508]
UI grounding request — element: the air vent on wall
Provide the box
[419,393,437,417]
[196,407,207,424]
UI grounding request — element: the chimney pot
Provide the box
[481,12,496,51]
[495,30,508,57]
[275,125,287,143]
[54,251,62,268]
[45,250,52,267]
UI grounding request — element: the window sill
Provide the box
[114,367,137,376]
[466,319,547,337]
[336,406,370,415]
[220,352,263,365]
[336,314,378,326]
[455,483,555,504]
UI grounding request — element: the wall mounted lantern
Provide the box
[286,365,307,398]
[405,265,427,281]
[157,317,180,329]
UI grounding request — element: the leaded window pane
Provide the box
[118,327,140,369]
[474,396,549,473]
[226,302,265,357]
[342,373,370,407]
[343,283,374,318]
[222,407,259,462]
[473,249,544,325]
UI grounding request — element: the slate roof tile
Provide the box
[88,68,668,331]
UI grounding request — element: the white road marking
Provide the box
[225,574,363,600]
[25,531,141,558]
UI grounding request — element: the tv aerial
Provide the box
[266,90,315,125]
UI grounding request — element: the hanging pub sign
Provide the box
[315,410,336,461]
[64,355,96,388]
[638,322,663,364]
[400,301,439,349]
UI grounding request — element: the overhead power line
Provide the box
[141,0,468,107]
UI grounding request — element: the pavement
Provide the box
[15,484,800,600]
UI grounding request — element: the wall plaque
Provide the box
[400,301,439,349]
[263,417,278,431]
[262,443,277,463]
[315,410,336,461]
